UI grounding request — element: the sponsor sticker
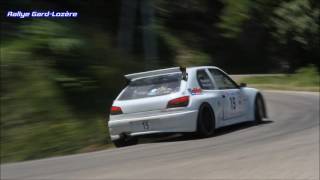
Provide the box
[188,87,202,95]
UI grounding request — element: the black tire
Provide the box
[255,94,266,123]
[197,104,215,137]
[113,137,138,148]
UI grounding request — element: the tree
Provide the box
[271,0,320,70]
[271,0,319,49]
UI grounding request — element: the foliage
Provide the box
[218,0,251,38]
[1,20,115,162]
[271,0,320,49]
[155,26,211,67]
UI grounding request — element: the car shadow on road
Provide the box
[212,120,273,138]
[138,120,273,144]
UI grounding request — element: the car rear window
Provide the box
[118,73,182,100]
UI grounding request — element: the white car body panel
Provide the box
[108,66,263,141]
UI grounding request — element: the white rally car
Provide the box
[108,66,266,147]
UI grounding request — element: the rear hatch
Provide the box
[114,73,182,114]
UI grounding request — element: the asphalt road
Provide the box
[1,91,319,180]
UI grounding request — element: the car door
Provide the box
[208,69,246,120]
[196,69,225,126]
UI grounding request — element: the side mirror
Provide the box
[239,82,247,88]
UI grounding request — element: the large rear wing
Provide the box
[125,67,187,81]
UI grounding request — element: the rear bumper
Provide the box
[108,109,198,141]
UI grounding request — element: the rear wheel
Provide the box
[255,94,266,123]
[197,104,215,137]
[112,137,138,148]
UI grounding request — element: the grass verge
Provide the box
[238,65,319,92]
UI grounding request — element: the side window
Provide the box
[197,70,214,90]
[209,69,238,89]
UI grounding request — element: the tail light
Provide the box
[167,96,189,108]
[110,106,123,115]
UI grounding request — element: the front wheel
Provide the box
[112,137,138,148]
[197,104,215,137]
[255,94,266,123]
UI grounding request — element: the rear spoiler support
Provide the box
[180,66,188,81]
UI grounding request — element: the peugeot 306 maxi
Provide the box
[108,66,267,147]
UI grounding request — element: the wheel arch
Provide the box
[255,92,267,118]
[242,88,266,121]
[198,102,216,127]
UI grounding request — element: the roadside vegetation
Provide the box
[239,65,319,92]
